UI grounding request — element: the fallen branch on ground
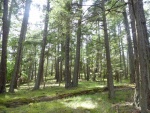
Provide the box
[0,85,134,108]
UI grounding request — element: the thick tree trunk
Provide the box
[122,9,135,83]
[65,30,71,88]
[9,0,31,93]
[128,1,140,108]
[65,33,71,88]
[73,0,83,87]
[0,0,9,93]
[33,0,50,90]
[131,0,150,112]
[102,0,115,99]
[65,1,72,88]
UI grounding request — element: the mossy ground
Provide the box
[0,79,135,113]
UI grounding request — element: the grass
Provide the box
[0,80,105,101]
[0,79,135,113]
[0,90,134,113]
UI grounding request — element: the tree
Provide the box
[0,0,9,93]
[131,0,150,112]
[72,0,83,87]
[55,43,60,83]
[122,4,135,83]
[128,0,140,107]
[65,0,72,88]
[102,0,115,99]
[33,0,50,90]
[9,0,32,93]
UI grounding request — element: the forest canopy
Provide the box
[0,0,150,113]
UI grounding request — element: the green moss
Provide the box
[0,80,134,113]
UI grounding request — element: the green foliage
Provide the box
[7,61,15,81]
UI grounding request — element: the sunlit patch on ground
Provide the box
[65,99,97,109]
[63,97,98,109]
[0,80,135,113]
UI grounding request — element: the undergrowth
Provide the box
[0,80,134,113]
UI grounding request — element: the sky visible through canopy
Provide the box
[29,0,149,30]
[29,0,93,27]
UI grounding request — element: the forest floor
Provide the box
[0,79,138,113]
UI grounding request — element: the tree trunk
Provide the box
[86,63,90,81]
[0,0,9,93]
[45,52,49,77]
[9,0,31,93]
[51,63,53,76]
[65,1,72,88]
[73,0,83,87]
[131,0,150,112]
[59,42,64,82]
[55,45,59,83]
[122,8,135,83]
[102,0,115,99]
[33,0,50,90]
[119,25,127,79]
[86,41,90,81]
[34,45,37,81]
[8,0,14,33]
[128,1,140,108]
[118,25,123,82]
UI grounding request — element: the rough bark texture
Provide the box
[73,0,83,87]
[33,0,50,90]
[9,0,31,93]
[102,0,115,99]
[122,9,135,83]
[131,0,150,112]
[65,1,72,89]
[128,1,140,108]
[0,0,9,93]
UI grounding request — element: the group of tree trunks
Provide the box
[0,0,150,112]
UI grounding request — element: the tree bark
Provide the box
[65,1,72,88]
[73,0,83,87]
[33,0,50,90]
[59,42,64,82]
[86,41,90,81]
[102,0,115,99]
[118,25,123,81]
[34,45,37,81]
[0,0,9,93]
[128,1,140,108]
[122,8,135,83]
[55,45,59,83]
[9,0,31,93]
[131,0,150,112]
